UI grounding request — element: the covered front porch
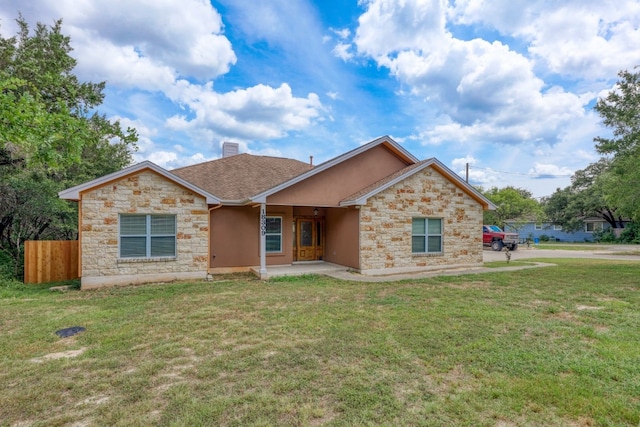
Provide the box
[250,261,351,280]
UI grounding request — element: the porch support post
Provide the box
[259,203,267,278]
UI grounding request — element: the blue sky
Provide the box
[2,0,640,197]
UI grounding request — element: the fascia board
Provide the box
[340,158,497,210]
[339,161,434,207]
[428,159,497,210]
[58,160,221,205]
[249,135,416,203]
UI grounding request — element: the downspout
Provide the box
[259,203,267,279]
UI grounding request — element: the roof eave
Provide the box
[58,160,221,205]
[250,135,416,202]
[338,158,497,210]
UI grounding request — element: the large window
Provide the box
[120,214,176,258]
[265,216,282,253]
[412,218,442,254]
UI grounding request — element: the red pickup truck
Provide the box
[483,225,519,251]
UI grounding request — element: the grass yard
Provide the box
[1,259,639,426]
[531,242,610,251]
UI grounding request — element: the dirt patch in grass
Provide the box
[576,305,603,311]
[30,347,87,363]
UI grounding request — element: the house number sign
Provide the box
[260,208,267,236]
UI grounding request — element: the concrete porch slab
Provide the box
[250,261,350,279]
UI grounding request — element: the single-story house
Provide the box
[505,218,632,242]
[59,136,496,289]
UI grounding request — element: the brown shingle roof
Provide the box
[171,153,313,201]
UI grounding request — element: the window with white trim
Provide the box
[553,224,562,230]
[412,218,442,254]
[265,216,282,253]
[585,222,603,233]
[120,214,176,258]
[535,224,542,230]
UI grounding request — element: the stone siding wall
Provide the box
[80,170,209,287]
[359,167,483,274]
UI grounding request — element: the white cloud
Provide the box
[451,155,477,169]
[355,0,447,60]
[355,0,590,146]
[528,163,574,179]
[331,27,351,39]
[332,42,354,61]
[166,82,323,141]
[449,0,640,80]
[326,91,339,100]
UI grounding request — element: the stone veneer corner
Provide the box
[79,170,210,288]
[359,166,484,275]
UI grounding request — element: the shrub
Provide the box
[619,222,640,244]
[539,235,550,242]
[593,229,617,243]
[0,249,16,281]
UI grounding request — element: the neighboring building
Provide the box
[59,136,496,289]
[505,218,631,242]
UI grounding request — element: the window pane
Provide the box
[120,215,146,235]
[151,236,176,257]
[266,217,281,234]
[300,221,313,246]
[427,236,442,252]
[266,235,281,252]
[151,215,176,235]
[427,218,442,234]
[412,236,425,253]
[412,218,425,235]
[121,237,146,257]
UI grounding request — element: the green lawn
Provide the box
[1,260,639,426]
[531,242,609,251]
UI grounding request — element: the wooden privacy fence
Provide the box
[24,240,79,284]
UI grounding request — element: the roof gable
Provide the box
[58,161,220,204]
[340,158,496,210]
[250,135,417,203]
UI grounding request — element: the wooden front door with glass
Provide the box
[295,219,324,261]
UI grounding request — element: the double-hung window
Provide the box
[120,214,176,258]
[265,216,282,253]
[412,218,442,254]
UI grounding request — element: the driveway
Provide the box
[483,245,640,262]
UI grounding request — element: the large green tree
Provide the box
[593,68,640,220]
[0,18,136,170]
[542,159,625,232]
[481,186,543,230]
[0,17,137,279]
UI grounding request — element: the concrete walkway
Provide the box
[265,245,640,283]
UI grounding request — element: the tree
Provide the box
[481,186,543,229]
[593,68,640,220]
[0,17,137,171]
[0,17,137,279]
[542,159,625,232]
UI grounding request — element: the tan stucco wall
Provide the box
[325,207,360,269]
[79,170,209,288]
[210,206,294,271]
[268,144,410,206]
[359,166,483,275]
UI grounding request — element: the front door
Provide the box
[296,219,324,261]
